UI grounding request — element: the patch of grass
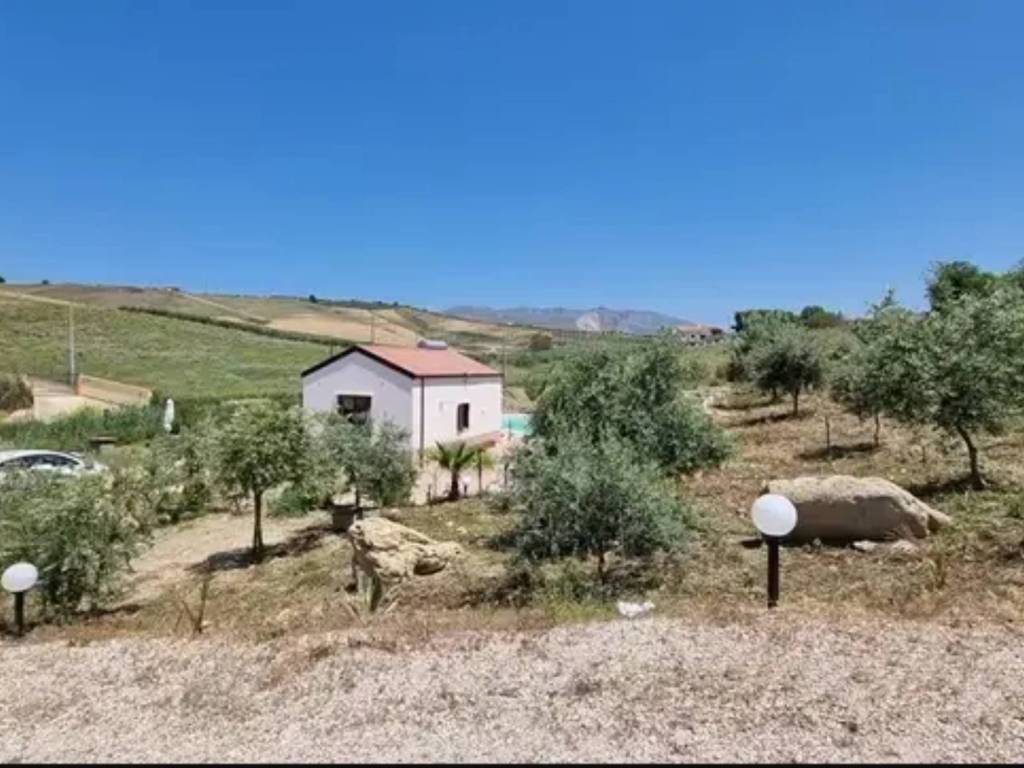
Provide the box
[0,296,327,398]
[0,404,165,450]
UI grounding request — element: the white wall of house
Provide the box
[302,353,415,435]
[302,352,502,452]
[412,375,502,452]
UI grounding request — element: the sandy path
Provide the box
[128,511,333,603]
[1,615,1022,763]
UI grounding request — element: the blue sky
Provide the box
[1,1,1022,326]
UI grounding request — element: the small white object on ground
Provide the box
[616,600,655,619]
[162,398,175,433]
[852,540,878,553]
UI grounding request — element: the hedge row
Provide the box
[117,306,347,347]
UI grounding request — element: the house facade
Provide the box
[673,323,726,346]
[301,343,503,455]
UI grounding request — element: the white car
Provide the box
[0,449,108,477]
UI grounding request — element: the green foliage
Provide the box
[0,299,325,398]
[0,404,164,450]
[733,308,798,333]
[927,261,999,312]
[735,316,824,415]
[428,440,482,500]
[0,374,33,412]
[112,432,215,525]
[0,275,5,284]
[0,473,153,618]
[844,286,1024,488]
[799,305,844,329]
[531,339,731,476]
[528,332,553,351]
[507,435,691,581]
[208,400,309,557]
[317,414,416,509]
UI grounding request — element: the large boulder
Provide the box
[764,476,951,543]
[347,517,462,583]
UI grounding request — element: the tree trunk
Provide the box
[873,414,881,447]
[824,415,832,460]
[477,461,483,497]
[791,387,800,416]
[956,426,984,490]
[596,550,606,583]
[252,489,265,560]
[449,469,461,501]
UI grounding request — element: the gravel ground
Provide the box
[2,615,1024,763]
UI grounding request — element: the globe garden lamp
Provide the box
[2,562,39,637]
[751,494,798,608]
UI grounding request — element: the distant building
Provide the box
[301,342,503,456]
[673,323,726,346]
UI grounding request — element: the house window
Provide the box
[337,394,372,424]
[456,402,470,433]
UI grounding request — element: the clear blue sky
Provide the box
[2,1,1022,326]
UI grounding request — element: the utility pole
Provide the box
[68,305,77,387]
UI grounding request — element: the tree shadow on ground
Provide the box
[712,397,775,412]
[187,521,339,575]
[905,475,983,501]
[727,409,812,428]
[797,441,879,461]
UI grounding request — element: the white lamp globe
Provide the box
[751,494,798,538]
[2,562,39,594]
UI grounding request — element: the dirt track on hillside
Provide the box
[2,615,1022,763]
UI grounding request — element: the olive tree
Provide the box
[210,400,308,558]
[741,319,824,416]
[531,338,731,476]
[317,414,415,509]
[509,435,690,581]
[850,288,1024,488]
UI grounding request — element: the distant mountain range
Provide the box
[444,305,692,335]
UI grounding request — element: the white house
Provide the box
[301,342,503,455]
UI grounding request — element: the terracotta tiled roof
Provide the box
[302,344,500,379]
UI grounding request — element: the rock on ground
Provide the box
[1,616,1022,763]
[348,516,461,582]
[766,475,951,543]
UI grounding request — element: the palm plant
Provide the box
[429,440,480,501]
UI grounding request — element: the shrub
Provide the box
[0,374,33,413]
[528,332,553,352]
[507,435,692,582]
[0,473,153,617]
[531,338,731,476]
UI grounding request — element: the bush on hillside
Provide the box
[0,472,153,618]
[531,339,731,476]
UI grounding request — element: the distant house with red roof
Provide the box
[301,341,503,456]
[673,323,726,346]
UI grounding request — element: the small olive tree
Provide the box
[210,400,308,558]
[741,318,824,415]
[509,435,690,582]
[0,473,153,618]
[318,414,415,509]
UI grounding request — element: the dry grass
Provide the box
[6,387,1023,647]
